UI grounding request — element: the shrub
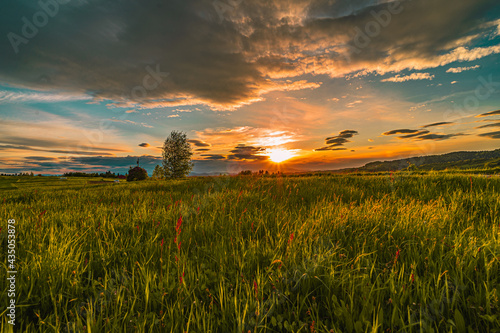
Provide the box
[127,166,148,181]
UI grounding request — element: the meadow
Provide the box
[0,172,499,332]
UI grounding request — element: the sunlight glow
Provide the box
[266,148,299,163]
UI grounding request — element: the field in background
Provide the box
[1,173,499,332]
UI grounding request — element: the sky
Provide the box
[0,0,499,175]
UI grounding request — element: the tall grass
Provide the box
[1,173,499,332]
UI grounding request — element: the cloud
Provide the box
[195,148,211,152]
[167,114,180,118]
[314,147,347,151]
[383,129,421,135]
[200,154,226,160]
[0,90,92,104]
[381,73,435,82]
[227,144,269,161]
[475,123,500,129]
[0,0,498,110]
[383,128,464,140]
[0,144,115,156]
[399,130,430,138]
[416,133,466,140]
[421,121,455,128]
[316,129,358,151]
[188,139,211,147]
[478,131,500,139]
[138,143,150,147]
[69,155,162,168]
[476,110,500,117]
[446,65,480,73]
[196,126,298,147]
[23,156,58,161]
[111,119,153,128]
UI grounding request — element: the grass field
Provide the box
[1,172,499,332]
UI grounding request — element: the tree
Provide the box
[127,166,148,181]
[162,131,193,178]
[152,165,165,179]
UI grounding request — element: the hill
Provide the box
[356,149,500,172]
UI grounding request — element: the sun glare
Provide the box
[266,148,298,163]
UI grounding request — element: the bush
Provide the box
[127,167,148,181]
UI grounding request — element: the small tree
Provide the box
[127,166,148,181]
[162,131,193,178]
[152,165,165,179]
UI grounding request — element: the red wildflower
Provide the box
[253,280,258,298]
[288,233,294,245]
[411,273,415,283]
[160,238,164,248]
[394,248,400,264]
[180,271,185,284]
[310,320,316,333]
[136,225,139,232]
[176,215,183,234]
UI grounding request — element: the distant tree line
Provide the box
[63,171,122,178]
[0,172,35,176]
[238,170,283,176]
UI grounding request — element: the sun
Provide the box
[267,148,298,163]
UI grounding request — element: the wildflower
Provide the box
[310,320,316,333]
[394,249,400,264]
[253,280,258,298]
[176,215,183,234]
[411,273,415,283]
[160,238,164,248]
[288,233,294,245]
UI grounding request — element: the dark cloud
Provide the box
[316,129,358,151]
[478,131,500,139]
[314,147,347,151]
[69,155,162,167]
[383,129,420,135]
[325,137,349,146]
[399,130,430,139]
[416,133,466,140]
[421,122,454,128]
[0,136,125,152]
[385,128,464,140]
[195,148,210,152]
[138,143,150,147]
[227,144,268,161]
[200,154,226,160]
[338,130,358,138]
[475,123,500,129]
[188,139,211,147]
[23,156,58,161]
[0,144,114,156]
[0,0,497,109]
[476,110,500,117]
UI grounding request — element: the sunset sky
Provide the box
[1,0,499,175]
